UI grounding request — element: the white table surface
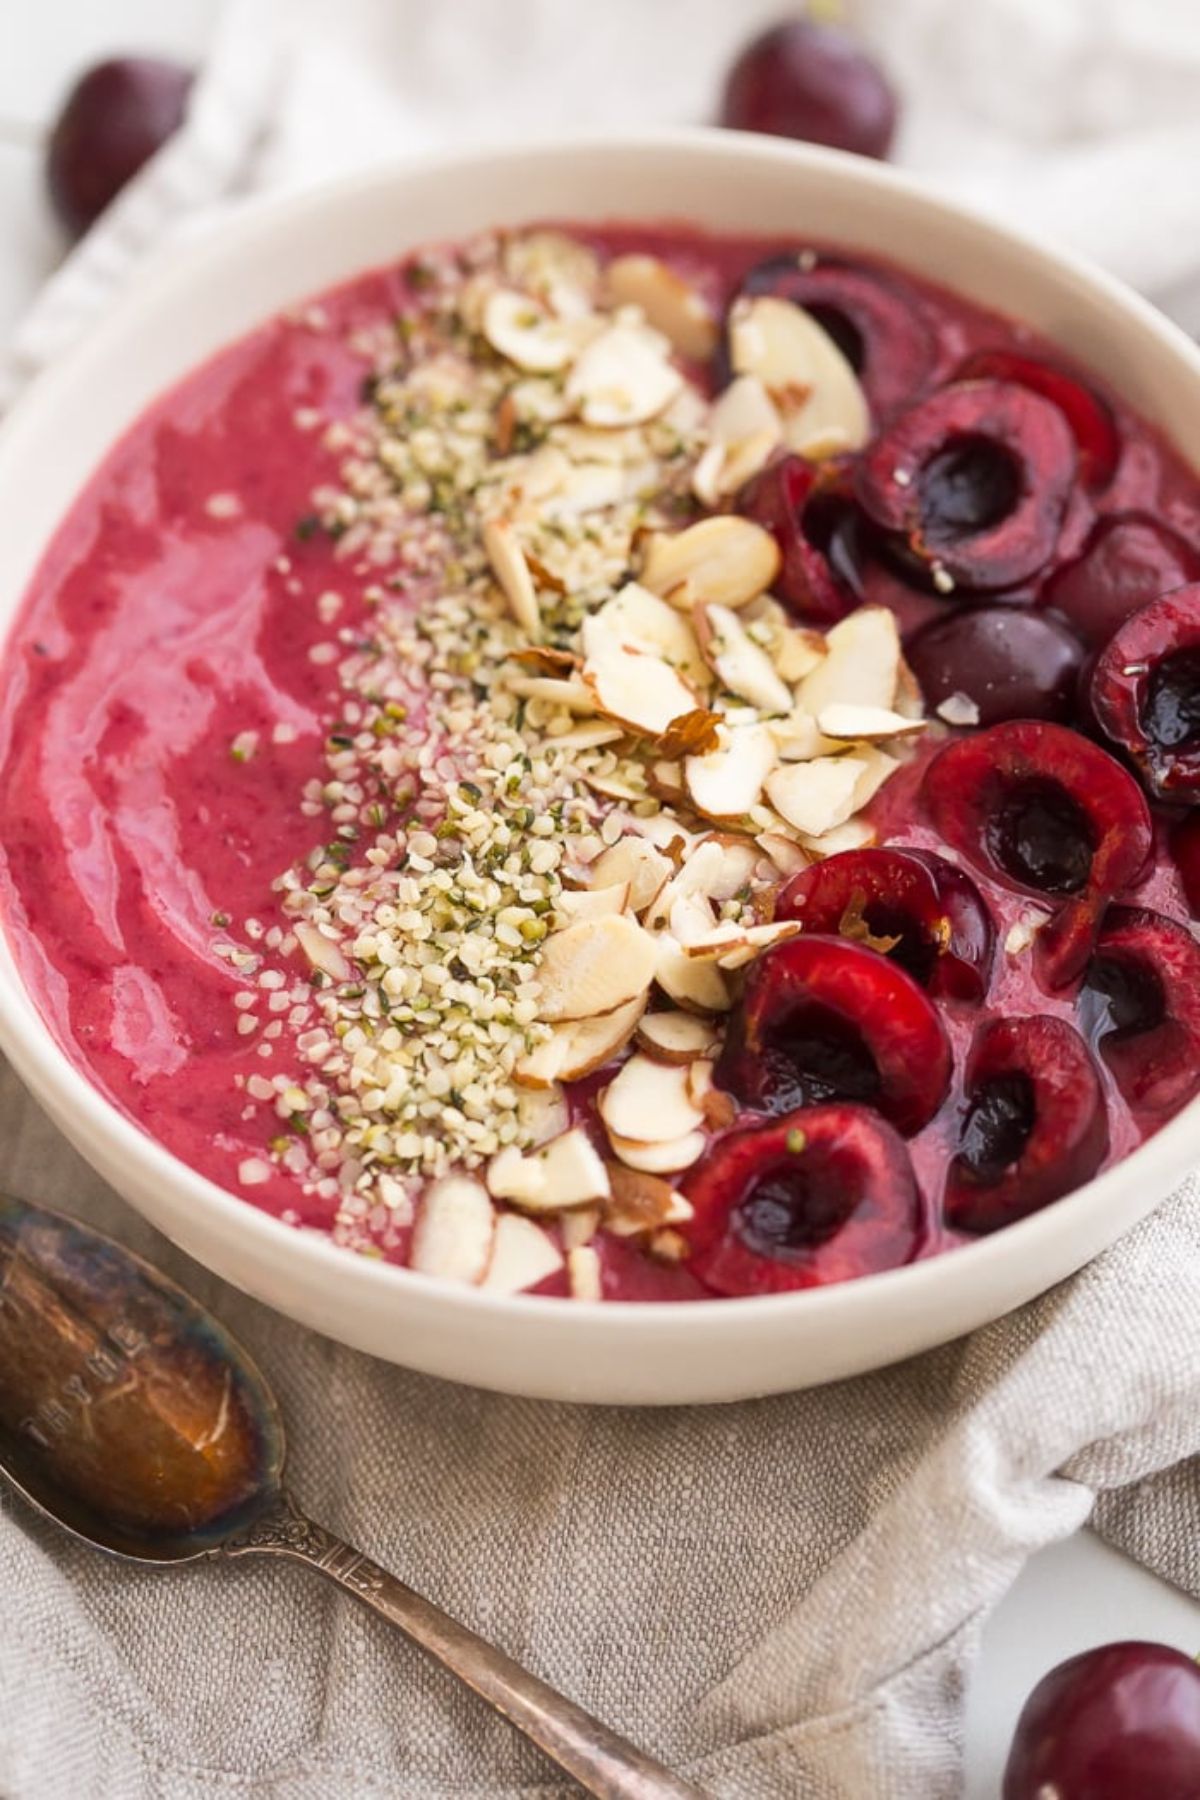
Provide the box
[4,6,1198,1794]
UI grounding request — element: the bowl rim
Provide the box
[1,125,1199,1346]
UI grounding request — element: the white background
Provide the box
[1,3,1197,1793]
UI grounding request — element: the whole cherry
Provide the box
[47,57,194,239]
[720,18,898,161]
[1003,1640,1200,1799]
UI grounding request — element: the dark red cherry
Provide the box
[955,348,1120,491]
[1003,1641,1200,1800]
[681,1104,923,1296]
[714,935,952,1135]
[1043,512,1200,649]
[736,455,860,623]
[1170,811,1200,916]
[46,57,194,240]
[1079,907,1200,1117]
[921,721,1153,990]
[945,1015,1108,1233]
[736,255,936,417]
[906,606,1085,726]
[856,381,1077,591]
[775,846,995,1001]
[720,21,897,160]
[1091,585,1200,802]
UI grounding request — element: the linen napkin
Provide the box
[1,3,1199,1795]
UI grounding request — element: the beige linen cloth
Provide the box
[2,2,1200,1795]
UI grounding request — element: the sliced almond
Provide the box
[693,375,782,505]
[770,709,842,763]
[728,295,870,458]
[481,1214,564,1294]
[684,721,778,822]
[797,606,900,717]
[658,708,724,759]
[503,231,601,303]
[567,1245,603,1302]
[591,582,710,689]
[765,756,868,837]
[644,837,729,928]
[655,937,731,1013]
[818,704,926,741]
[411,1176,495,1285]
[648,759,686,805]
[936,691,980,727]
[695,832,762,899]
[483,288,578,372]
[506,673,596,711]
[581,634,702,740]
[607,1129,707,1175]
[851,746,899,811]
[590,836,673,916]
[640,517,781,613]
[562,1204,601,1251]
[635,1011,721,1063]
[512,1032,571,1089]
[771,624,827,684]
[553,993,648,1081]
[566,323,682,428]
[535,914,658,1022]
[798,818,878,859]
[548,721,627,754]
[487,1127,611,1213]
[895,657,928,721]
[555,881,631,924]
[637,814,695,861]
[603,1163,690,1236]
[694,602,792,714]
[294,922,351,983]
[483,516,540,637]
[517,1083,570,1147]
[668,888,720,949]
[605,254,718,361]
[599,1054,707,1146]
[679,919,802,965]
[756,830,811,877]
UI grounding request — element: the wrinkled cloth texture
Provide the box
[1,1,1199,1795]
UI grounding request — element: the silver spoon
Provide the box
[0,1193,705,1799]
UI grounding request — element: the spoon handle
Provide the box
[223,1492,706,1799]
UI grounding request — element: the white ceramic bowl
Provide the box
[1,132,1197,1405]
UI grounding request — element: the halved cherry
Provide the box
[776,846,995,1001]
[736,454,861,623]
[856,380,1077,590]
[1169,811,1200,916]
[906,605,1085,726]
[1043,512,1200,649]
[1078,906,1200,1116]
[955,348,1120,491]
[1091,585,1200,802]
[714,934,952,1135]
[681,1103,924,1295]
[945,1016,1108,1233]
[735,253,936,417]
[921,721,1153,990]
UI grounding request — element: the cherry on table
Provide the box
[720,19,898,160]
[1003,1640,1200,1800]
[46,57,194,239]
[905,605,1085,727]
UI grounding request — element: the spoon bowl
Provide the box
[0,1193,701,1798]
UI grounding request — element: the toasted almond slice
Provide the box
[481,1214,564,1294]
[756,830,811,877]
[765,756,868,837]
[603,1162,678,1235]
[556,881,631,924]
[637,815,695,861]
[684,721,778,822]
[818,703,926,741]
[503,231,601,301]
[654,937,731,1013]
[555,993,648,1080]
[640,516,781,613]
[894,657,927,721]
[678,918,801,962]
[580,633,703,740]
[548,722,628,754]
[482,516,540,637]
[605,253,718,361]
[608,1129,707,1175]
[535,914,657,1022]
[797,606,900,717]
[411,1176,495,1285]
[517,1083,570,1146]
[770,709,842,763]
[567,1245,603,1302]
[798,818,878,859]
[506,674,596,712]
[690,441,727,511]
[566,323,683,428]
[600,1055,707,1144]
[658,708,724,759]
[590,836,673,916]
[728,295,870,458]
[592,581,710,689]
[488,1127,611,1212]
[851,747,899,810]
[696,832,762,899]
[561,1203,601,1251]
[710,372,783,450]
[685,1059,714,1109]
[513,1031,572,1089]
[483,289,578,373]
[635,1011,721,1063]
[644,837,728,929]
[669,889,719,948]
[694,602,792,714]
[772,625,828,684]
[294,921,351,982]
[648,760,686,804]
[578,769,645,803]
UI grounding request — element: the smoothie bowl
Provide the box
[0,135,1198,1403]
